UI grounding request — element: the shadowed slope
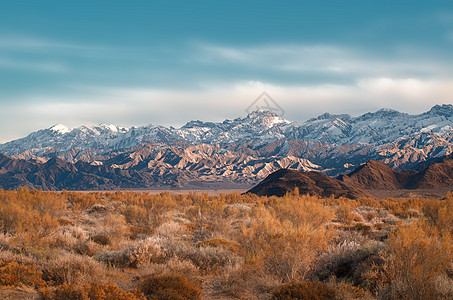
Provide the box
[247,169,369,199]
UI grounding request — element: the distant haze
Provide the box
[0,1,452,143]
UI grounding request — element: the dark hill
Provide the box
[338,160,408,190]
[338,157,453,190]
[408,154,453,189]
[247,169,369,199]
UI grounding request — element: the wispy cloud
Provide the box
[195,43,451,78]
[0,35,107,53]
[15,77,453,126]
[0,56,68,73]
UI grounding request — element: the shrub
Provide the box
[141,274,201,300]
[271,281,336,300]
[366,222,452,299]
[42,253,106,286]
[95,238,166,268]
[50,282,144,300]
[336,206,354,225]
[313,242,380,284]
[217,265,278,299]
[103,214,129,237]
[90,234,111,246]
[0,259,46,287]
[175,244,242,274]
[195,238,241,253]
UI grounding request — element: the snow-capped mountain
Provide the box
[2,104,453,157]
[0,104,452,190]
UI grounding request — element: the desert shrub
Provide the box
[0,189,66,217]
[103,214,130,237]
[141,274,201,300]
[137,257,199,278]
[90,234,111,246]
[435,274,453,299]
[95,237,166,268]
[0,259,46,287]
[366,222,453,299]
[129,225,155,240]
[0,201,60,236]
[43,253,107,286]
[57,218,75,226]
[13,243,61,260]
[65,191,101,211]
[422,199,453,233]
[314,242,381,284]
[195,238,241,253]
[74,240,97,256]
[217,264,278,299]
[332,229,367,246]
[379,198,423,218]
[270,194,334,227]
[179,245,242,274]
[327,280,369,299]
[238,197,335,282]
[155,221,184,237]
[335,206,355,225]
[347,223,372,234]
[271,281,336,300]
[49,282,144,300]
[123,205,150,226]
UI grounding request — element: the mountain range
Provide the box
[0,104,453,190]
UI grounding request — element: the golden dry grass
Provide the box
[0,188,451,299]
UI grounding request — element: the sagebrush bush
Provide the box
[366,221,453,299]
[48,282,144,300]
[141,274,201,300]
[95,237,166,268]
[271,281,336,300]
[90,234,111,246]
[195,238,241,253]
[42,253,107,286]
[0,259,46,287]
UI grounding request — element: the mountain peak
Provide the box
[246,109,280,118]
[428,104,453,116]
[50,124,71,134]
[376,108,399,114]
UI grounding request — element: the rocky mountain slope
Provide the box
[0,104,453,189]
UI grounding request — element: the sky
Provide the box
[1,1,453,143]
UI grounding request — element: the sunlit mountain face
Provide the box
[1,105,453,190]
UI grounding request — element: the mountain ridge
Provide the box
[0,105,452,188]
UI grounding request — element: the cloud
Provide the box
[195,43,450,79]
[0,35,107,53]
[12,77,452,129]
[0,56,68,73]
[1,38,453,142]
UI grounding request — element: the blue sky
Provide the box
[1,1,453,142]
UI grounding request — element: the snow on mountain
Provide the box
[1,105,452,162]
[50,124,72,134]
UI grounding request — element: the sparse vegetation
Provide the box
[0,188,452,299]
